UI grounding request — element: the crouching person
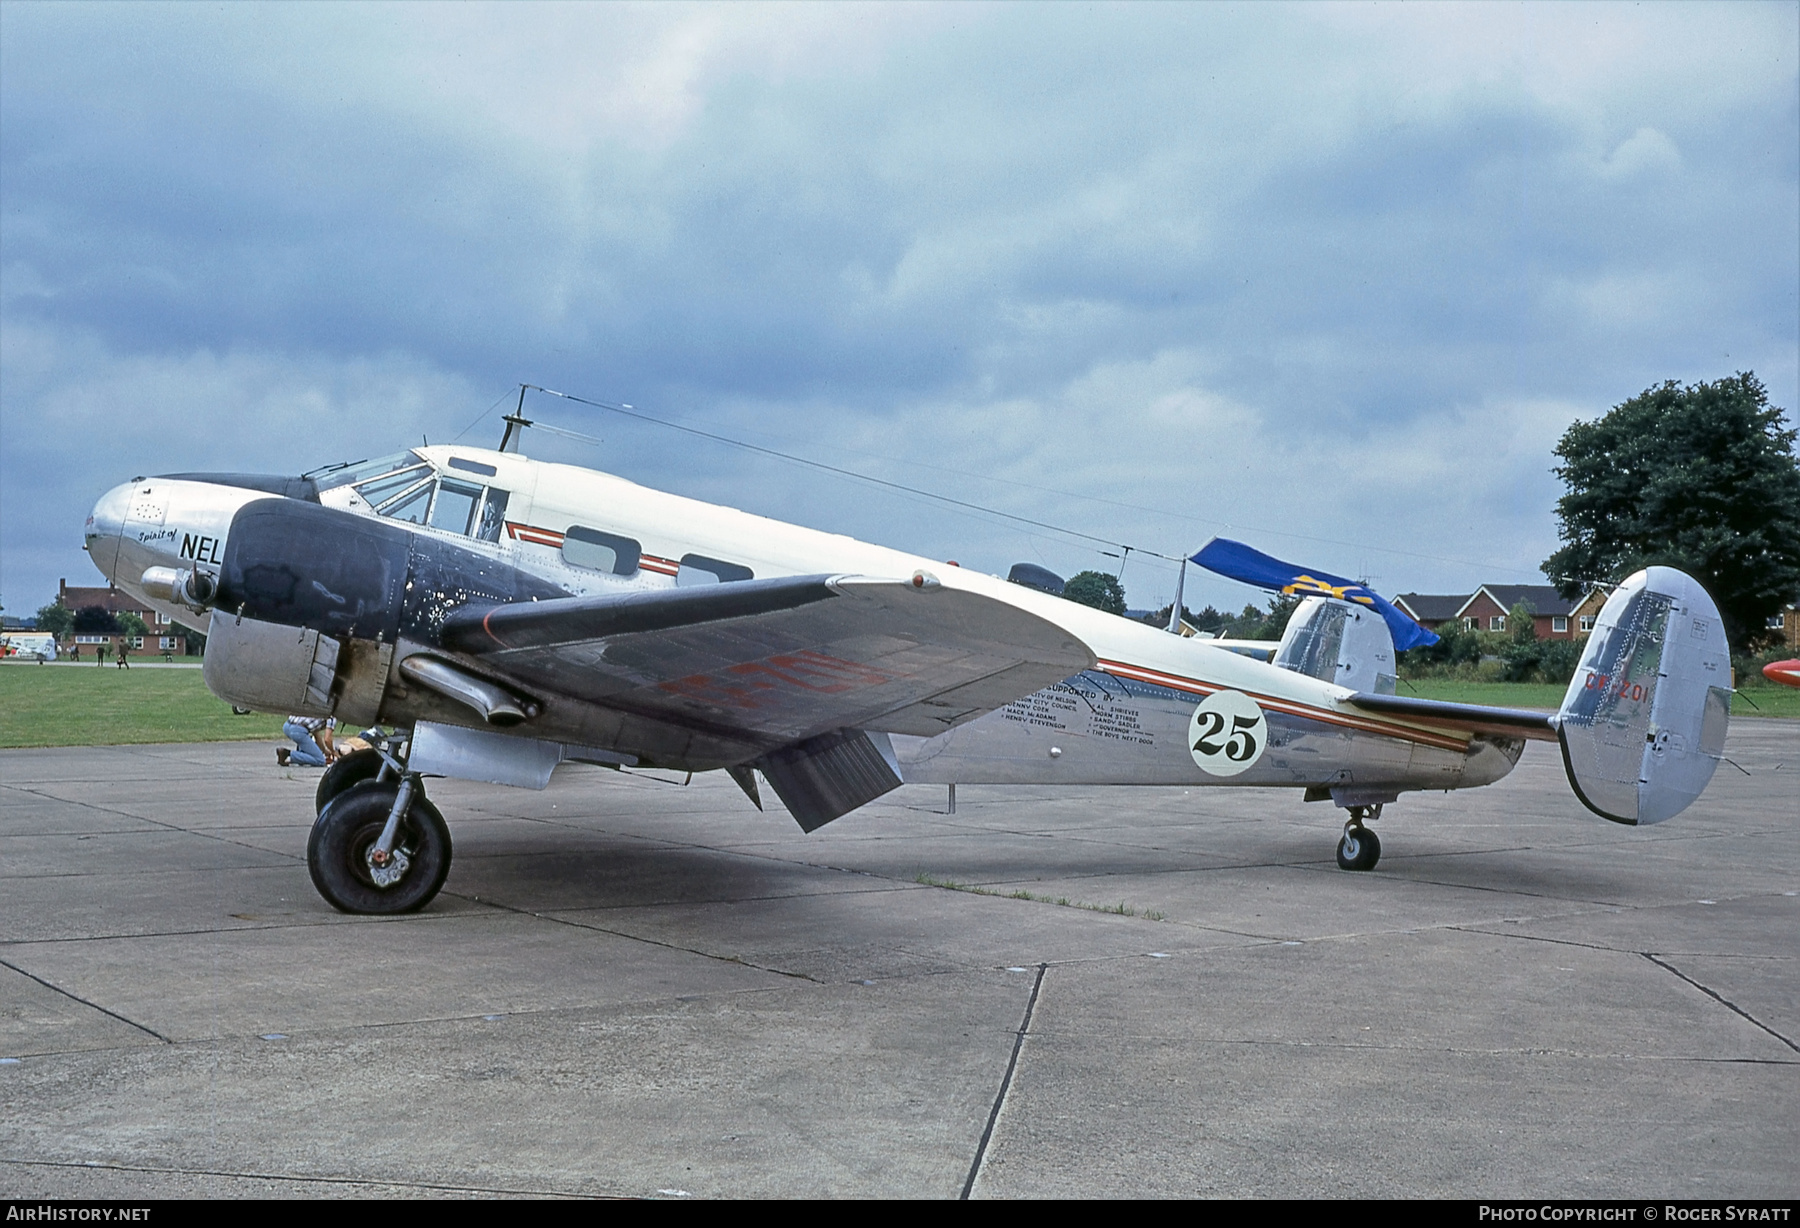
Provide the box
[279,715,335,767]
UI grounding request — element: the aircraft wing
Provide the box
[1341,691,1560,742]
[439,573,1096,751]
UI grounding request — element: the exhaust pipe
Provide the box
[141,566,218,613]
[399,655,537,727]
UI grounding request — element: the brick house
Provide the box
[1569,588,1610,638]
[1396,585,1606,640]
[1391,594,1467,635]
[1453,584,1597,639]
[1770,602,1800,651]
[56,580,190,656]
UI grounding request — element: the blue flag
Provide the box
[1192,538,1439,651]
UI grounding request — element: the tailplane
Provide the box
[1557,567,1731,825]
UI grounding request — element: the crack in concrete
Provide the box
[6,786,310,862]
[0,957,170,1044]
[962,961,1046,1200]
[1641,952,1799,1054]
[464,892,831,983]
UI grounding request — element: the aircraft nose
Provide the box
[86,482,132,580]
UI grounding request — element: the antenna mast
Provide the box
[499,385,534,453]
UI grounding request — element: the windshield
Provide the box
[308,451,424,492]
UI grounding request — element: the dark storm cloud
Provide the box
[3,2,1795,615]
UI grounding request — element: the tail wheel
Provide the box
[308,781,452,914]
[1336,825,1381,872]
[314,748,389,815]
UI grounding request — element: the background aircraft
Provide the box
[84,435,1732,914]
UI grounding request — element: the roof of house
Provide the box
[57,581,155,616]
[1459,584,1583,619]
[1392,593,1468,623]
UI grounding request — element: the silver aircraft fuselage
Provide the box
[85,445,1523,798]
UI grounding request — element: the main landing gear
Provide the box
[1335,804,1382,872]
[307,730,453,915]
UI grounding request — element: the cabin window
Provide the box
[1552,616,1568,633]
[676,554,755,586]
[448,457,498,477]
[563,526,641,575]
[429,479,484,536]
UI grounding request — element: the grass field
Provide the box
[1,660,1794,750]
[1400,677,1800,718]
[0,664,284,748]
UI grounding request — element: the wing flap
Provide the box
[1342,691,1559,742]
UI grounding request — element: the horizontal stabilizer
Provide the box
[1200,638,1278,660]
[1342,692,1559,742]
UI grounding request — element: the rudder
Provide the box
[1556,567,1731,825]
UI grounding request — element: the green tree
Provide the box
[1062,570,1127,615]
[117,612,149,640]
[1142,603,1228,633]
[1508,601,1538,645]
[1224,594,1300,641]
[1543,373,1800,654]
[35,603,74,642]
[72,606,120,635]
[1498,599,1579,683]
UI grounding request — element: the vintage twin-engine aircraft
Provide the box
[84,437,1733,914]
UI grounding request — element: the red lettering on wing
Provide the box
[659,650,900,710]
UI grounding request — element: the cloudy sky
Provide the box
[3,1,1795,618]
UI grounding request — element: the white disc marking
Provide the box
[1188,690,1268,777]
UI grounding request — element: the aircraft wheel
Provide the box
[1336,826,1381,872]
[314,748,389,815]
[308,782,452,914]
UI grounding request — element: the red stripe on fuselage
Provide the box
[1095,658,1469,752]
[506,522,565,547]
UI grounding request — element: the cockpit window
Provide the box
[355,465,433,511]
[309,451,424,492]
[312,450,510,543]
[381,483,433,525]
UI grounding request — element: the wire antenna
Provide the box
[518,383,1187,564]
[499,385,534,453]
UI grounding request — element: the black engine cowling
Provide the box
[203,498,568,719]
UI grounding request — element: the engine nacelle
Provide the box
[203,614,394,724]
[201,495,567,725]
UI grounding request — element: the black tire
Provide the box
[308,781,452,914]
[1336,826,1381,872]
[314,748,389,815]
